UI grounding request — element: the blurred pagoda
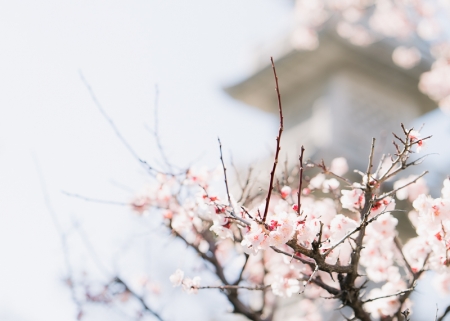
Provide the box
[225,19,437,172]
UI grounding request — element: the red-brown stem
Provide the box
[262,57,284,222]
[297,146,305,215]
[218,137,232,207]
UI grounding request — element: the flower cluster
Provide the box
[290,0,450,114]
[170,269,201,295]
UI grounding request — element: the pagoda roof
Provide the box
[225,29,435,115]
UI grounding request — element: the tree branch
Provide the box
[262,57,284,223]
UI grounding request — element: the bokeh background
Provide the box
[1,1,450,320]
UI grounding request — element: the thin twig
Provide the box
[237,165,254,203]
[152,85,174,173]
[80,72,181,177]
[366,138,376,188]
[115,277,164,321]
[323,207,402,258]
[62,191,129,206]
[262,57,284,222]
[362,288,413,304]
[33,155,84,317]
[437,305,450,321]
[375,171,428,201]
[218,138,232,208]
[394,236,414,279]
[297,146,305,215]
[270,246,315,270]
[198,284,270,291]
[299,260,318,294]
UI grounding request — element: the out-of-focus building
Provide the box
[225,27,436,172]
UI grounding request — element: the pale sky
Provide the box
[0,1,293,320]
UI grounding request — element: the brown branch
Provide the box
[237,165,254,203]
[366,138,376,188]
[233,253,250,285]
[285,240,354,274]
[297,146,305,215]
[198,284,270,291]
[362,288,413,304]
[375,171,428,201]
[114,277,164,321]
[262,57,284,223]
[171,225,262,320]
[218,138,232,208]
[394,236,414,279]
[300,275,341,296]
[270,246,315,269]
[299,260,318,294]
[437,305,450,321]
[315,160,352,185]
[387,254,430,321]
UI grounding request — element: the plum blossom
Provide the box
[417,18,440,40]
[271,275,300,297]
[413,194,450,231]
[281,186,292,199]
[392,46,421,69]
[403,236,431,273]
[366,212,398,240]
[297,220,321,249]
[394,175,428,202]
[210,220,234,240]
[322,178,339,193]
[408,130,425,152]
[291,27,319,51]
[340,188,365,211]
[330,157,348,176]
[329,214,358,243]
[241,222,269,255]
[169,269,184,287]
[182,276,201,294]
[419,59,450,108]
[365,281,407,318]
[268,212,297,247]
[309,173,326,190]
[442,178,450,199]
[433,272,450,294]
[369,197,395,218]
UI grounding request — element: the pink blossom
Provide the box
[392,46,421,69]
[330,157,348,176]
[309,173,326,190]
[241,222,269,255]
[340,188,365,211]
[442,179,450,199]
[365,281,406,318]
[322,178,340,193]
[433,272,450,294]
[281,186,292,199]
[329,214,358,243]
[169,269,184,287]
[182,276,201,294]
[367,212,398,240]
[369,197,395,218]
[291,27,319,51]
[394,175,428,202]
[271,275,300,297]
